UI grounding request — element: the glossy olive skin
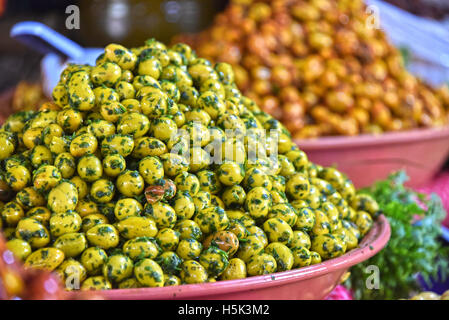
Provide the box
[6,238,32,261]
[134,259,164,287]
[0,39,379,291]
[103,254,134,283]
[24,247,65,271]
[80,247,108,275]
[81,276,112,290]
[123,237,159,260]
[15,218,50,249]
[86,224,120,249]
[180,260,208,284]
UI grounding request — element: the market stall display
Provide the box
[0,38,387,297]
[176,0,449,139]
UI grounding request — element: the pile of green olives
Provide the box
[0,39,379,291]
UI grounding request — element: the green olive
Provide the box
[123,237,159,260]
[180,260,208,284]
[80,247,108,275]
[103,254,134,283]
[116,170,145,197]
[134,258,164,287]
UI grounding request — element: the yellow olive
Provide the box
[1,201,25,226]
[48,180,78,213]
[174,172,200,196]
[114,198,143,221]
[196,170,222,195]
[333,227,359,250]
[155,251,182,275]
[53,232,88,257]
[57,108,83,133]
[199,246,229,277]
[352,194,380,216]
[93,87,120,107]
[149,117,178,143]
[104,43,137,70]
[117,112,150,138]
[268,203,298,227]
[180,260,208,284]
[123,237,159,260]
[311,234,347,260]
[81,213,108,232]
[70,176,89,200]
[91,62,122,87]
[0,132,16,160]
[115,216,158,239]
[245,187,272,221]
[54,153,76,179]
[103,254,134,283]
[222,185,246,209]
[170,191,195,220]
[33,165,62,192]
[246,253,277,276]
[290,230,311,249]
[70,133,98,157]
[116,170,145,197]
[6,238,32,261]
[75,199,98,218]
[156,228,180,251]
[132,137,167,158]
[26,207,51,226]
[144,201,177,229]
[86,224,120,249]
[174,219,202,241]
[134,258,164,287]
[56,259,87,289]
[236,235,264,262]
[164,274,181,286]
[217,161,245,186]
[355,210,373,236]
[295,207,316,232]
[292,246,312,268]
[115,81,136,100]
[221,258,247,280]
[286,173,310,200]
[194,205,229,234]
[139,156,164,185]
[81,276,112,290]
[265,242,294,271]
[16,187,45,209]
[176,238,202,260]
[263,217,293,246]
[101,134,134,157]
[90,179,115,203]
[6,165,31,191]
[77,154,103,182]
[30,145,53,168]
[119,278,142,289]
[16,218,50,248]
[100,153,125,178]
[80,247,108,275]
[88,119,116,140]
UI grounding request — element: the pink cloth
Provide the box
[326,285,353,300]
[417,172,449,228]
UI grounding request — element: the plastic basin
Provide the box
[67,215,390,300]
[295,127,449,188]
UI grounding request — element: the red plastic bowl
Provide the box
[295,127,449,188]
[68,215,390,300]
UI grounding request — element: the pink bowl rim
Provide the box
[69,215,390,300]
[294,126,449,150]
